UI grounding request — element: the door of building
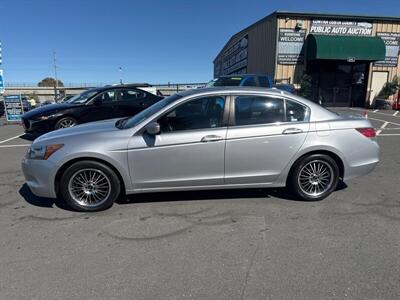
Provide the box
[309,61,369,107]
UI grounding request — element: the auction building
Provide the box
[214,11,400,107]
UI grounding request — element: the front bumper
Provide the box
[22,118,53,133]
[21,157,59,198]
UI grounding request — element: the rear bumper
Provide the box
[21,157,58,198]
[344,159,379,181]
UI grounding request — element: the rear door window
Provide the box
[234,96,285,126]
[118,89,146,101]
[285,100,307,122]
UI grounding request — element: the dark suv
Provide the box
[207,74,273,88]
[21,84,163,134]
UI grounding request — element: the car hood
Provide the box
[35,118,121,143]
[22,103,77,118]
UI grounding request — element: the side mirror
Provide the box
[145,122,160,135]
[93,98,102,106]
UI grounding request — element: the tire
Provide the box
[289,154,339,201]
[60,160,121,212]
[55,117,78,129]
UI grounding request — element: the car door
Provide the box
[83,89,120,122]
[116,88,158,118]
[225,94,310,184]
[127,95,228,190]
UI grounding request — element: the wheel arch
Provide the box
[54,157,126,197]
[286,150,345,185]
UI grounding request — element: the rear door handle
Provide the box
[282,128,303,135]
[201,135,223,142]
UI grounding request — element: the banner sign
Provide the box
[310,20,373,36]
[374,32,400,67]
[4,95,23,122]
[0,70,4,94]
[217,35,248,76]
[277,28,306,65]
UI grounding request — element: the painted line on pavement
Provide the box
[376,122,389,135]
[368,117,400,127]
[0,134,22,144]
[394,111,399,116]
[0,144,31,148]
[378,133,400,136]
[349,107,400,118]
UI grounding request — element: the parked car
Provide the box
[273,83,296,94]
[21,84,163,134]
[207,74,273,88]
[22,87,379,212]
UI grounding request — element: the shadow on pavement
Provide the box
[19,133,40,141]
[19,184,72,210]
[19,182,348,211]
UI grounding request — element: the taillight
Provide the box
[356,127,376,138]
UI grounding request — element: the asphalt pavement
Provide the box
[0,109,399,299]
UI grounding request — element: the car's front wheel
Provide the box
[55,117,77,129]
[289,154,339,201]
[60,160,121,212]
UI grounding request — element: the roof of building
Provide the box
[214,10,400,61]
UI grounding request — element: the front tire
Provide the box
[289,154,339,201]
[60,160,121,212]
[55,117,77,129]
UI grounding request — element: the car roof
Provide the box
[217,74,271,78]
[89,83,151,93]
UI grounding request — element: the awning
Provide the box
[306,34,386,61]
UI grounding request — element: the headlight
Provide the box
[28,144,64,160]
[38,114,56,120]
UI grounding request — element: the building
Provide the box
[214,11,400,107]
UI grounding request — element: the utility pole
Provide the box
[119,67,123,85]
[53,51,58,100]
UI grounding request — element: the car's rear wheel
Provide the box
[60,161,121,212]
[289,154,339,201]
[55,117,77,129]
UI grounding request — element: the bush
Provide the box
[378,76,399,99]
[298,73,312,99]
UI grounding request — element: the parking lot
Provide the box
[0,108,399,299]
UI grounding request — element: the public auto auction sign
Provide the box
[310,20,373,36]
[4,95,23,122]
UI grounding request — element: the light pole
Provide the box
[53,51,58,100]
[119,67,123,85]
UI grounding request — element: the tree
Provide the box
[38,77,64,87]
[378,76,399,99]
[298,73,312,99]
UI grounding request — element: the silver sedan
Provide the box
[22,87,379,212]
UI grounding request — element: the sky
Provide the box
[1,0,399,85]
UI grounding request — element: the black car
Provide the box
[21,84,163,133]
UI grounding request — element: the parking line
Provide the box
[373,109,379,112]
[368,117,400,127]
[376,122,389,135]
[378,133,400,136]
[394,111,399,116]
[0,134,22,144]
[349,108,400,118]
[0,144,30,148]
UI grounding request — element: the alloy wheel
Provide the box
[68,168,111,208]
[297,159,334,197]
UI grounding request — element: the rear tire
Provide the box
[60,160,121,212]
[55,117,77,129]
[289,154,339,201]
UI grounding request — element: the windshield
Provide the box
[207,76,243,87]
[121,94,183,129]
[66,89,100,104]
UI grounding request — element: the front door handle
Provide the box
[282,128,303,135]
[201,135,223,142]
